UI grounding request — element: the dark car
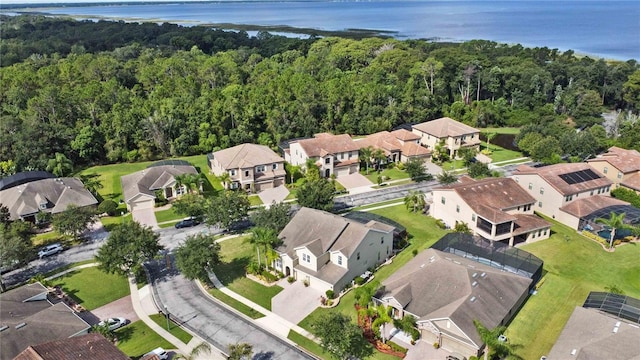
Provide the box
[174,217,199,229]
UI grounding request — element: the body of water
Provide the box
[7,1,640,60]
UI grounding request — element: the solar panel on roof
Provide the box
[559,169,601,185]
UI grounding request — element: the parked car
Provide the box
[38,243,64,259]
[143,347,168,360]
[97,317,127,331]
[174,217,199,229]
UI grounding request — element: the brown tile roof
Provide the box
[547,306,640,360]
[0,178,98,220]
[559,195,630,218]
[512,214,551,236]
[356,131,430,158]
[378,248,531,349]
[390,129,421,142]
[587,146,640,174]
[513,163,612,195]
[211,143,284,169]
[412,117,479,138]
[14,333,129,360]
[621,173,640,191]
[120,164,197,203]
[436,177,536,223]
[296,133,359,157]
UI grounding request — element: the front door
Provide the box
[325,169,331,178]
[165,187,173,198]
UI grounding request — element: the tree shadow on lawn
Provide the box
[212,256,251,285]
[114,325,135,345]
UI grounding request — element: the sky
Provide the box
[1,0,624,5]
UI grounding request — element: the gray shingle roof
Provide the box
[120,165,197,203]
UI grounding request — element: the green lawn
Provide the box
[480,141,524,163]
[100,213,133,232]
[52,267,129,310]
[148,313,193,344]
[154,207,182,224]
[505,216,640,360]
[212,236,283,310]
[362,167,409,184]
[116,320,175,358]
[353,199,404,211]
[42,259,97,278]
[208,288,265,319]
[33,231,68,247]
[479,127,521,135]
[248,195,263,206]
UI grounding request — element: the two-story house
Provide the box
[355,129,431,163]
[275,207,394,292]
[430,176,551,246]
[208,143,286,192]
[284,133,360,178]
[411,117,481,158]
[587,146,640,193]
[511,163,613,224]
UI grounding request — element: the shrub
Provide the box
[354,276,365,286]
[98,199,118,216]
[246,262,261,275]
[325,290,335,299]
[303,279,309,287]
[387,341,408,354]
[412,249,418,257]
[433,342,440,349]
[396,162,405,170]
[287,276,295,283]
[261,271,278,282]
[435,219,447,229]
[410,328,420,341]
[320,296,328,305]
[469,357,479,360]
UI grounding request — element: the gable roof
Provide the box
[587,146,640,174]
[378,248,531,349]
[14,333,129,360]
[121,164,197,203]
[621,172,640,191]
[513,163,612,195]
[294,133,360,157]
[356,131,431,158]
[559,195,630,218]
[0,178,98,220]
[547,306,640,360]
[412,117,479,138]
[277,207,393,259]
[1,283,91,360]
[435,176,537,223]
[212,143,284,170]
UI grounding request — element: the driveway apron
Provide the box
[132,208,159,229]
[337,173,373,190]
[271,278,324,325]
[258,185,290,206]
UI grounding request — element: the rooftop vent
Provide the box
[15,322,26,329]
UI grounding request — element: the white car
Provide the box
[38,243,64,259]
[97,317,127,331]
[144,347,168,360]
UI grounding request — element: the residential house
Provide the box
[511,163,613,221]
[587,146,640,193]
[0,283,91,360]
[430,176,551,246]
[556,195,637,231]
[0,173,98,222]
[547,293,640,360]
[14,333,129,360]
[208,143,286,192]
[355,129,431,164]
[284,133,360,178]
[275,207,394,292]
[375,248,532,358]
[411,117,481,158]
[120,160,198,212]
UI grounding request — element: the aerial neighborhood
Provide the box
[1,15,640,360]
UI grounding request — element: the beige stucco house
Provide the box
[430,176,551,246]
[355,129,431,163]
[275,207,394,292]
[375,248,532,358]
[208,143,285,192]
[587,146,640,193]
[284,133,360,178]
[121,161,197,212]
[511,163,613,221]
[412,117,481,158]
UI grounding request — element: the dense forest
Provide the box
[1,15,639,174]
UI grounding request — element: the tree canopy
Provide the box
[175,233,221,281]
[96,221,163,276]
[311,312,373,360]
[51,204,97,241]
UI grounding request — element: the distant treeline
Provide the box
[0,15,639,174]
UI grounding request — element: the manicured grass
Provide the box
[288,330,331,359]
[33,231,68,247]
[154,207,182,224]
[116,320,175,358]
[353,199,404,211]
[479,127,521,135]
[480,141,524,163]
[248,195,263,206]
[159,220,181,229]
[440,158,466,171]
[43,259,97,278]
[212,236,283,310]
[149,313,193,344]
[208,288,265,319]
[52,267,129,310]
[100,213,133,231]
[505,216,640,359]
[362,167,408,184]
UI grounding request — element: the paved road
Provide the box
[147,259,314,360]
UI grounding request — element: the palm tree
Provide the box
[228,342,253,360]
[436,170,458,185]
[596,211,630,249]
[79,173,104,198]
[473,320,521,360]
[46,152,73,177]
[173,342,211,360]
[218,172,232,190]
[393,314,418,340]
[485,132,497,153]
[372,304,393,343]
[359,146,373,174]
[372,148,386,172]
[249,227,277,267]
[404,190,425,213]
[90,323,115,343]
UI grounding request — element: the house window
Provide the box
[357,252,360,260]
[603,167,608,174]
[325,158,330,164]
[230,169,236,176]
[337,255,342,265]
[381,237,384,244]
[441,196,446,205]
[472,214,476,221]
[528,183,533,190]
[606,186,611,192]
[341,153,345,160]
[590,190,594,196]
[538,201,543,208]
[256,165,266,173]
[245,170,250,177]
[533,232,536,239]
[302,253,310,263]
[617,172,623,179]
[540,187,544,195]
[230,182,239,189]
[175,186,186,196]
[272,163,278,170]
[456,205,460,213]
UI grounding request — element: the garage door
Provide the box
[130,199,154,212]
[440,336,475,357]
[255,181,273,192]
[334,167,351,178]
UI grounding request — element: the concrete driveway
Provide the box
[423,161,443,176]
[80,295,139,327]
[337,173,373,191]
[271,278,323,325]
[258,185,290,206]
[132,208,159,229]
